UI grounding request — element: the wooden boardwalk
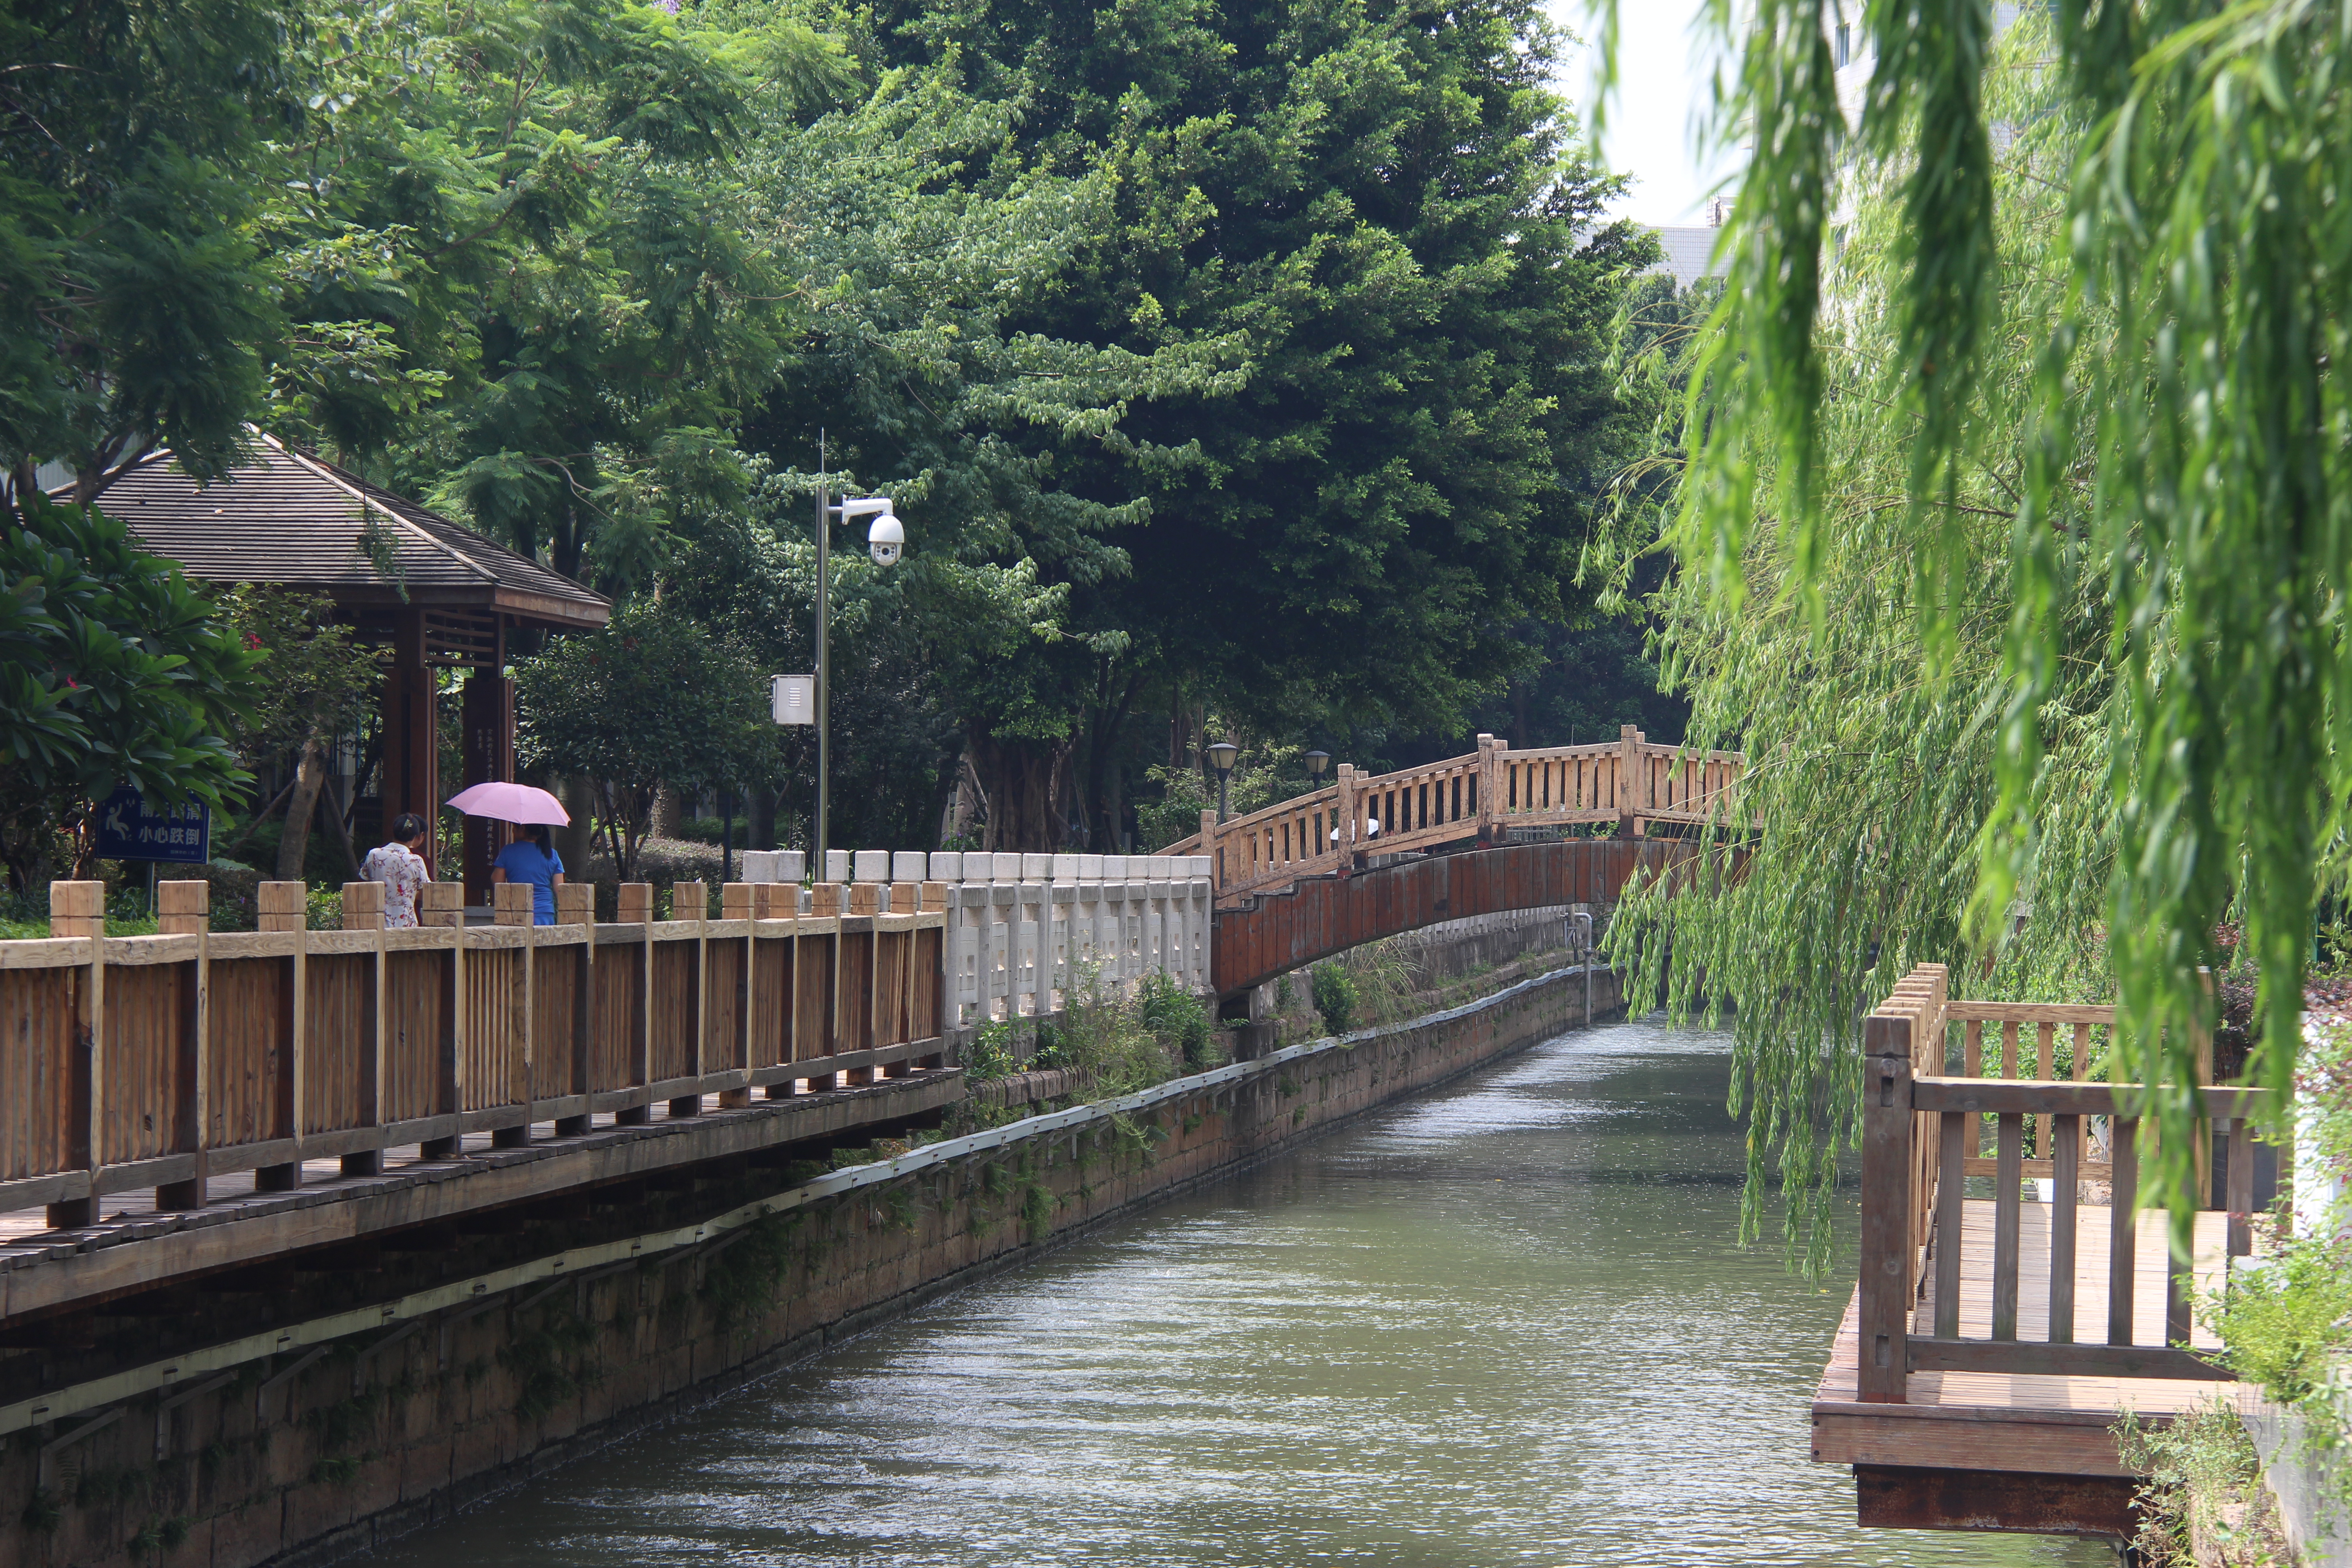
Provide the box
[1814,1200,2234,1477]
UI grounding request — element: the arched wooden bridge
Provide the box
[1209,835,1719,997]
[1170,725,1742,912]
[1178,726,1744,996]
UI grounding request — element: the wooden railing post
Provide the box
[341,882,388,1176]
[157,880,209,936]
[255,882,305,1191]
[484,883,534,1146]
[418,882,464,1157]
[343,881,386,931]
[719,882,754,1107]
[159,880,210,1210]
[48,882,104,1228]
[614,883,652,1124]
[1618,725,1644,838]
[672,880,709,1116]
[1858,1012,1915,1402]
[556,882,595,1136]
[1332,765,1357,876]
[1475,734,1502,846]
[257,881,305,934]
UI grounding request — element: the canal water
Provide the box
[370,1016,2116,1567]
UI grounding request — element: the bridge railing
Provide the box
[1855,964,2259,1402]
[919,851,1213,1024]
[0,876,950,1229]
[739,849,1214,1023]
[1168,726,1745,905]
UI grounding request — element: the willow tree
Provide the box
[1594,0,2339,1262]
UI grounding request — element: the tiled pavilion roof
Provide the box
[82,435,609,631]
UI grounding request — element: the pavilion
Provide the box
[82,434,611,901]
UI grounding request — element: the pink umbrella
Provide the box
[445,782,571,825]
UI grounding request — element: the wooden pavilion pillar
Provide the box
[378,608,440,877]
[461,646,514,908]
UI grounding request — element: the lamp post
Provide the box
[813,433,904,874]
[1206,740,1239,823]
[1304,749,1329,784]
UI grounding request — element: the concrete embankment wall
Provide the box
[3,964,1622,1568]
[1397,905,1586,981]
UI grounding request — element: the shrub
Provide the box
[965,1023,1017,1082]
[2116,1401,2288,1565]
[1055,965,1181,1096]
[1138,970,1215,1068]
[1310,961,1357,1034]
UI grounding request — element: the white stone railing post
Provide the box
[1049,854,1078,1009]
[1146,855,1171,982]
[1016,856,1046,1017]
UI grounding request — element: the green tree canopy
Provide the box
[0,496,262,888]
[816,0,1655,847]
[515,598,769,881]
[0,0,296,512]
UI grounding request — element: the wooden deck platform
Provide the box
[1815,1200,2235,1478]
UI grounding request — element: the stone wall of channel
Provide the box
[2,965,1622,1568]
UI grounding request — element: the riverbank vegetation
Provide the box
[1595,0,2352,1269]
[961,970,1219,1098]
[2117,1402,2295,1566]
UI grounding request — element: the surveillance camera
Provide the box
[867,510,904,566]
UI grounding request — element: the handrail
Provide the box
[1855,965,2261,1403]
[0,876,951,1228]
[1168,725,1746,906]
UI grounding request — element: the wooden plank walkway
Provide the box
[1814,1199,2235,1476]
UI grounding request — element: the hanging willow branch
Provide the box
[1590,0,2344,1256]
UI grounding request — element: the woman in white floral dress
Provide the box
[360,813,433,927]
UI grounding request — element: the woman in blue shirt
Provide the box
[490,824,565,925]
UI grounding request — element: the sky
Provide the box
[1551,0,1740,227]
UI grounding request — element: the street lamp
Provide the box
[811,435,904,874]
[1303,749,1329,783]
[1206,740,1239,823]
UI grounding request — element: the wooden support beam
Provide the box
[1857,1014,1913,1403]
[1855,1465,2136,1540]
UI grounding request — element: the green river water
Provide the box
[365,1014,2118,1567]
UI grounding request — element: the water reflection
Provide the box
[367,1017,2116,1567]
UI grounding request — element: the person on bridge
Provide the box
[360,813,434,928]
[491,824,566,925]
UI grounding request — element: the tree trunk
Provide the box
[963,730,1073,852]
[277,738,328,882]
[747,784,777,855]
[649,781,681,840]
[225,777,298,859]
[923,750,958,853]
[557,775,596,873]
[319,769,363,881]
[1083,676,1138,853]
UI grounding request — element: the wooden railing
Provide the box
[1168,726,1744,905]
[1856,965,2263,1402]
[0,877,949,1228]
